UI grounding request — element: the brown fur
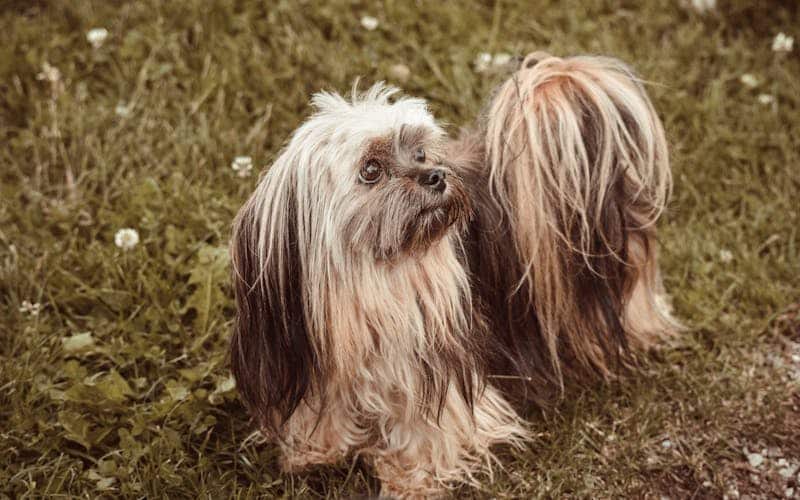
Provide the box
[447,54,678,403]
[230,84,528,498]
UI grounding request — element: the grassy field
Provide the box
[1,0,799,497]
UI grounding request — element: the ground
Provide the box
[1,0,799,498]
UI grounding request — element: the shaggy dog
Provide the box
[230,84,527,498]
[229,53,676,498]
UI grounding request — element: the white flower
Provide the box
[661,439,672,449]
[772,32,794,52]
[115,102,132,118]
[747,452,764,468]
[388,63,411,83]
[739,74,758,88]
[690,0,716,12]
[360,15,379,31]
[19,300,43,316]
[36,61,61,83]
[475,52,515,73]
[719,249,733,263]
[231,156,254,178]
[757,94,775,105]
[492,52,512,67]
[474,52,493,72]
[114,228,140,250]
[37,61,64,97]
[86,28,109,49]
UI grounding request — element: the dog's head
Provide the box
[282,83,469,263]
[230,83,469,431]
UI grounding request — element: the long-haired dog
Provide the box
[230,84,527,498]
[451,52,677,404]
[230,53,677,497]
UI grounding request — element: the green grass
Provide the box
[1,0,799,497]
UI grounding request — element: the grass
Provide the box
[1,0,799,497]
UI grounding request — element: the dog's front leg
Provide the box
[370,407,468,498]
[278,402,354,474]
[371,385,529,499]
[372,439,442,499]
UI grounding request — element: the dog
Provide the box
[230,53,677,497]
[229,83,528,498]
[449,52,678,404]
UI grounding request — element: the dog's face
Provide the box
[341,125,470,260]
[273,84,469,263]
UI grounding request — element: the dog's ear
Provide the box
[229,168,318,433]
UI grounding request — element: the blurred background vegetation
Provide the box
[1,0,798,497]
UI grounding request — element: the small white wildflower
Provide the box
[690,0,716,12]
[747,452,765,468]
[86,28,109,49]
[474,52,493,73]
[36,61,61,84]
[115,102,131,118]
[114,228,140,250]
[492,52,513,67]
[661,439,672,449]
[38,62,64,97]
[360,15,379,31]
[772,32,794,53]
[739,73,758,88]
[388,63,411,83]
[475,52,515,73]
[231,156,254,178]
[19,300,43,316]
[719,249,733,263]
[757,93,775,105]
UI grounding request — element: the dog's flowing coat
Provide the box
[452,54,677,403]
[231,53,676,498]
[230,84,527,498]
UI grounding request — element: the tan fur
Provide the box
[278,238,528,498]
[231,83,528,498]
[453,54,679,400]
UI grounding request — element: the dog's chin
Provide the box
[399,198,468,257]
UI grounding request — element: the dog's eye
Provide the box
[359,160,382,184]
[413,147,426,163]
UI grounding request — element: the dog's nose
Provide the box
[419,168,446,193]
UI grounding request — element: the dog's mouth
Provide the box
[400,192,470,255]
[419,198,464,226]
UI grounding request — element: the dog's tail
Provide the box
[485,53,678,384]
